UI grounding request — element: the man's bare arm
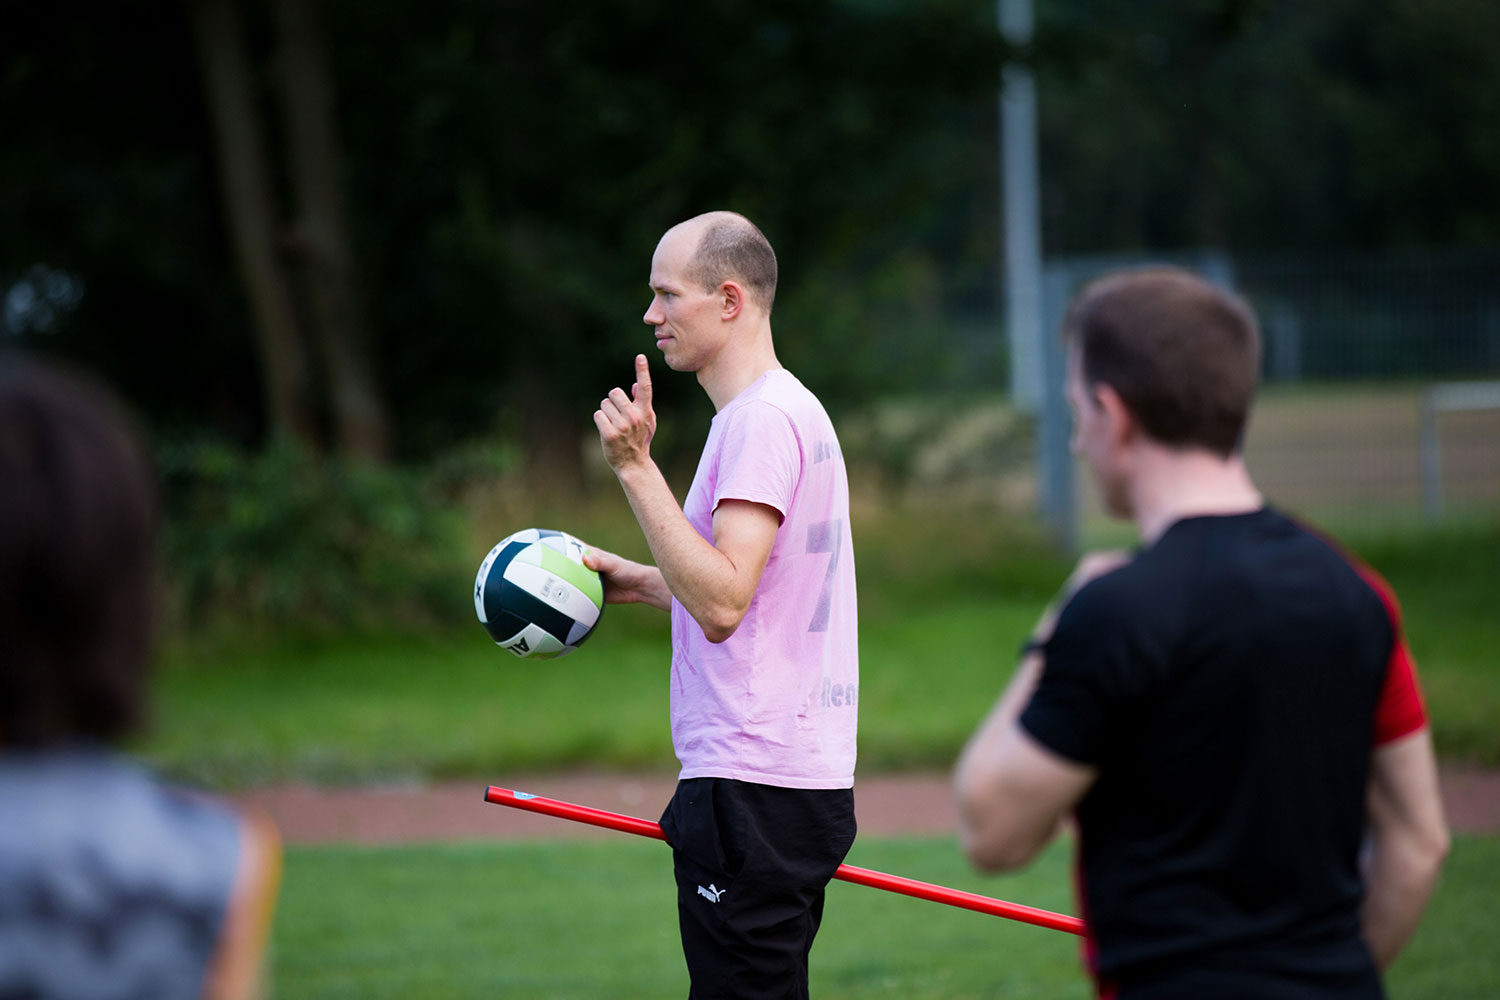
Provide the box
[580,548,673,612]
[953,652,1096,870]
[952,551,1131,871]
[593,355,778,640]
[1362,728,1449,969]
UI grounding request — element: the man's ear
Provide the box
[720,280,745,321]
[1094,383,1136,447]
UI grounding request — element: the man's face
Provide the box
[643,226,728,373]
[1066,344,1132,519]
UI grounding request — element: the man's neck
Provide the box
[698,321,781,411]
[1130,448,1264,544]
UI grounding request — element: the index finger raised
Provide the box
[633,354,652,406]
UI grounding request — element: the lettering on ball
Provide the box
[540,575,572,607]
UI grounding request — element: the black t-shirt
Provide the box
[1021,508,1425,999]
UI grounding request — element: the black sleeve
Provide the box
[1019,577,1143,765]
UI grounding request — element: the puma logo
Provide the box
[696,884,726,903]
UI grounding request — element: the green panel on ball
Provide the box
[536,544,604,608]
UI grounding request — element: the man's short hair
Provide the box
[1063,267,1262,457]
[686,214,779,315]
[0,355,158,746]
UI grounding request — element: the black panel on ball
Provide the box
[479,540,532,636]
[484,570,577,647]
[481,608,529,645]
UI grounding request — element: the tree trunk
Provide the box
[273,0,390,461]
[187,0,316,446]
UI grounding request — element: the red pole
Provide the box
[483,785,1085,937]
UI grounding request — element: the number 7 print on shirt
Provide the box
[806,518,843,632]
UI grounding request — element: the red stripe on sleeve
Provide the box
[1372,634,1427,744]
[1351,563,1429,744]
[1297,515,1431,746]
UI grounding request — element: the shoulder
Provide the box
[1055,557,1155,635]
[1044,551,1185,696]
[1,751,245,883]
[717,388,807,455]
[715,397,800,452]
[747,371,834,424]
[1273,510,1403,634]
[728,394,797,424]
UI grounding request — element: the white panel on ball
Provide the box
[501,560,601,628]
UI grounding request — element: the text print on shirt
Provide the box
[806,518,843,632]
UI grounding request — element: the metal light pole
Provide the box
[1000,0,1043,414]
[999,0,1076,550]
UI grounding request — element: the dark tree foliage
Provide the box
[1,5,260,441]
[3,0,1497,470]
[326,0,1002,474]
[1034,0,1500,252]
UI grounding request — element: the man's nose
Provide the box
[643,296,664,326]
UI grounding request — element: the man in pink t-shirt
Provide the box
[586,212,857,999]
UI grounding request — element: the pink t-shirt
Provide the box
[671,369,858,789]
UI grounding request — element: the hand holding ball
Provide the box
[474,528,604,658]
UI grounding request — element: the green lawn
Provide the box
[140,506,1499,998]
[271,834,1500,999]
[142,511,1500,785]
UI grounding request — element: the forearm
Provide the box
[958,653,1045,774]
[1361,834,1446,969]
[955,570,1114,872]
[628,563,675,612]
[953,654,1052,869]
[1360,730,1450,970]
[614,459,749,637]
[954,619,1056,807]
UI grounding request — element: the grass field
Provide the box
[142,507,1500,785]
[270,834,1500,999]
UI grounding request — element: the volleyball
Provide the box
[473,528,604,658]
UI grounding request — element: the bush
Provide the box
[158,438,474,632]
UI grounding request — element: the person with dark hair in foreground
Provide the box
[0,355,281,1000]
[953,268,1449,999]
[584,212,858,999]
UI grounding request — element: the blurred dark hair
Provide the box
[1063,267,1262,457]
[687,213,779,315]
[0,354,158,746]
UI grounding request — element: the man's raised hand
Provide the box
[595,354,658,473]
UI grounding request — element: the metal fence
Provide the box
[1040,249,1500,538]
[1238,250,1500,383]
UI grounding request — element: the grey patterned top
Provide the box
[0,749,242,1000]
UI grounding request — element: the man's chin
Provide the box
[656,347,691,372]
